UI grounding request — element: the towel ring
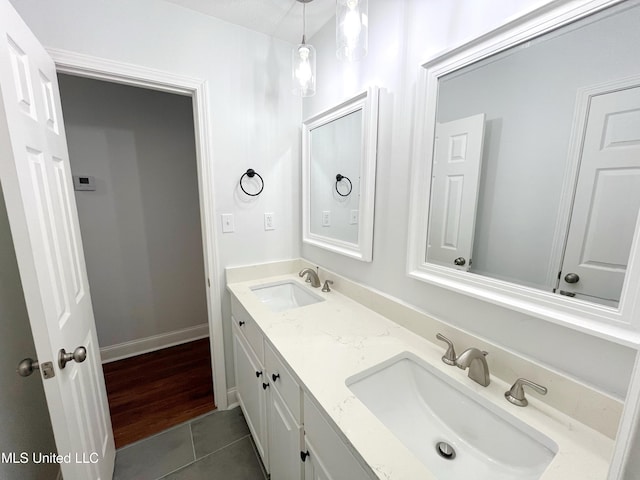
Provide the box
[335,174,352,197]
[240,169,264,196]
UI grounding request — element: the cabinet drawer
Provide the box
[266,343,301,423]
[231,295,264,362]
[303,393,372,480]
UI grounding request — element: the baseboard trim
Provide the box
[100,324,209,363]
[226,388,239,409]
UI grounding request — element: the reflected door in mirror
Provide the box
[427,114,485,271]
[559,86,640,305]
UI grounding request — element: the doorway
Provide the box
[57,73,215,447]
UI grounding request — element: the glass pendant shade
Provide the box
[336,0,368,61]
[292,42,316,97]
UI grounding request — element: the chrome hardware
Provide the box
[58,346,87,369]
[455,348,490,386]
[435,441,456,460]
[505,378,547,407]
[453,257,466,266]
[322,280,334,292]
[262,382,270,390]
[272,373,280,382]
[41,362,55,379]
[299,268,321,288]
[256,371,263,378]
[17,358,39,377]
[300,450,310,462]
[564,272,580,284]
[436,333,456,366]
[559,290,576,297]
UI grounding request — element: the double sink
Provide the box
[251,280,558,479]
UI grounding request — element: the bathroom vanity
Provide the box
[227,261,617,480]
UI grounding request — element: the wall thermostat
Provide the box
[73,175,96,191]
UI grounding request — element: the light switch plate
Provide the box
[221,214,234,233]
[322,211,331,227]
[350,209,359,225]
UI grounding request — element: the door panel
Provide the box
[0,2,115,478]
[427,114,485,270]
[560,86,640,303]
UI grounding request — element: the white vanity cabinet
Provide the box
[266,343,304,480]
[232,317,269,469]
[302,393,371,480]
[231,294,372,480]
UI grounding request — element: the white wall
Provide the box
[58,74,208,348]
[301,0,636,399]
[0,184,58,480]
[437,5,640,290]
[11,0,301,386]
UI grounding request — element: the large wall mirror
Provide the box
[302,87,379,261]
[407,0,640,335]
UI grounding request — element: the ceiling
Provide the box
[162,0,336,44]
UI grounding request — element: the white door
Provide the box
[427,114,485,271]
[559,86,640,304]
[0,2,115,479]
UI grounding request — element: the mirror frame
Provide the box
[302,87,379,262]
[406,0,640,344]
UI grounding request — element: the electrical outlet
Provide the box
[349,209,359,225]
[221,214,234,233]
[322,211,331,227]
[264,212,275,231]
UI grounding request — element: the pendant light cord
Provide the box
[302,2,307,45]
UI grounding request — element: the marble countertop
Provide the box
[227,273,613,480]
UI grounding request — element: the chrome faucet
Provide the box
[455,348,490,386]
[298,268,321,288]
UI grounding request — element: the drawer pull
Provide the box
[262,382,270,390]
[238,320,245,327]
[300,450,310,462]
[271,373,280,382]
[255,371,262,378]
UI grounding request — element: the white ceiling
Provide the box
[162,0,336,44]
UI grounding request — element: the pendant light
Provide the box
[336,0,368,62]
[292,0,316,97]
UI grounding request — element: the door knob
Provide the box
[17,358,39,377]
[454,257,466,266]
[564,273,580,284]
[58,346,87,369]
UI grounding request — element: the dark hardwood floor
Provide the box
[102,338,216,448]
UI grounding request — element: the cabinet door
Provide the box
[233,330,269,470]
[268,386,303,480]
[303,437,334,480]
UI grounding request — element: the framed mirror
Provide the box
[407,0,640,336]
[302,87,379,261]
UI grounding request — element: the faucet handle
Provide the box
[436,333,456,366]
[322,280,333,292]
[505,378,547,407]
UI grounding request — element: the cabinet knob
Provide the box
[271,373,280,382]
[300,450,310,462]
[255,371,262,378]
[238,320,245,327]
[262,382,269,390]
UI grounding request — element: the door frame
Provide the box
[48,47,228,409]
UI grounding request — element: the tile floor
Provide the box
[113,408,267,480]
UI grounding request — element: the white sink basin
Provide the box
[251,280,324,312]
[346,352,558,480]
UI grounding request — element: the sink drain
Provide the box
[435,441,456,460]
